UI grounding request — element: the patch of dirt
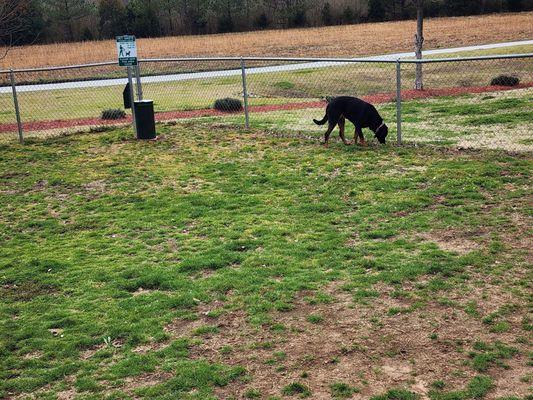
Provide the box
[418,229,484,254]
[1,282,58,302]
[122,371,173,393]
[83,179,107,192]
[500,211,533,262]
[56,389,77,400]
[80,343,106,360]
[164,317,208,337]
[164,277,530,400]
[132,287,161,297]
[132,341,170,354]
[22,351,43,360]
[491,353,532,399]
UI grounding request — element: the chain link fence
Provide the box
[1,54,531,151]
[399,56,533,150]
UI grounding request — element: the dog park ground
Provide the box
[1,10,532,400]
[1,88,532,399]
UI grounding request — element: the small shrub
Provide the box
[101,108,126,120]
[490,75,520,87]
[213,98,243,112]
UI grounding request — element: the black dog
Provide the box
[313,96,388,146]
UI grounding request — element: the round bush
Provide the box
[490,75,520,87]
[213,98,243,112]
[101,109,126,120]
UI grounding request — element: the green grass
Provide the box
[281,382,311,397]
[469,341,519,372]
[0,120,531,398]
[429,376,493,400]
[191,88,532,151]
[330,382,359,398]
[371,389,419,400]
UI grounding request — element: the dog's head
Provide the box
[375,123,388,144]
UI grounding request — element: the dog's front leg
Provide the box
[355,127,367,146]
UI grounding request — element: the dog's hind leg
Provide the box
[338,116,351,146]
[322,110,342,146]
[322,123,335,146]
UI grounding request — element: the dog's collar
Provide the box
[375,122,385,133]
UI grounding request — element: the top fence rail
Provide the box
[2,53,532,74]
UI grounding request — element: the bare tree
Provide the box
[0,0,30,60]
[414,0,424,90]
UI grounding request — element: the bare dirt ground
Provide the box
[160,271,530,400]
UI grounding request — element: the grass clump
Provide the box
[469,341,518,372]
[371,389,419,400]
[245,388,261,398]
[330,382,359,398]
[429,375,493,400]
[306,314,324,324]
[282,382,311,397]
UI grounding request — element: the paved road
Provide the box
[1,40,532,94]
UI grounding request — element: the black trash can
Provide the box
[134,100,156,140]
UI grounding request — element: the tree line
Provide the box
[1,0,531,46]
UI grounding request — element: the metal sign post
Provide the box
[135,64,143,101]
[127,66,138,138]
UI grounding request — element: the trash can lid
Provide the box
[134,99,153,103]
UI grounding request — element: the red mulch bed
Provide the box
[1,83,531,134]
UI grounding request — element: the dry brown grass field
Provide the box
[1,12,532,70]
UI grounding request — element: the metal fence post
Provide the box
[396,59,402,145]
[135,63,143,101]
[10,70,24,144]
[127,66,138,138]
[240,58,250,129]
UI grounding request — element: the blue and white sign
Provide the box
[116,35,138,67]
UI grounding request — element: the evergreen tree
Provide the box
[368,0,386,21]
[506,0,523,12]
[342,6,356,24]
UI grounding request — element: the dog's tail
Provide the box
[313,112,328,126]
